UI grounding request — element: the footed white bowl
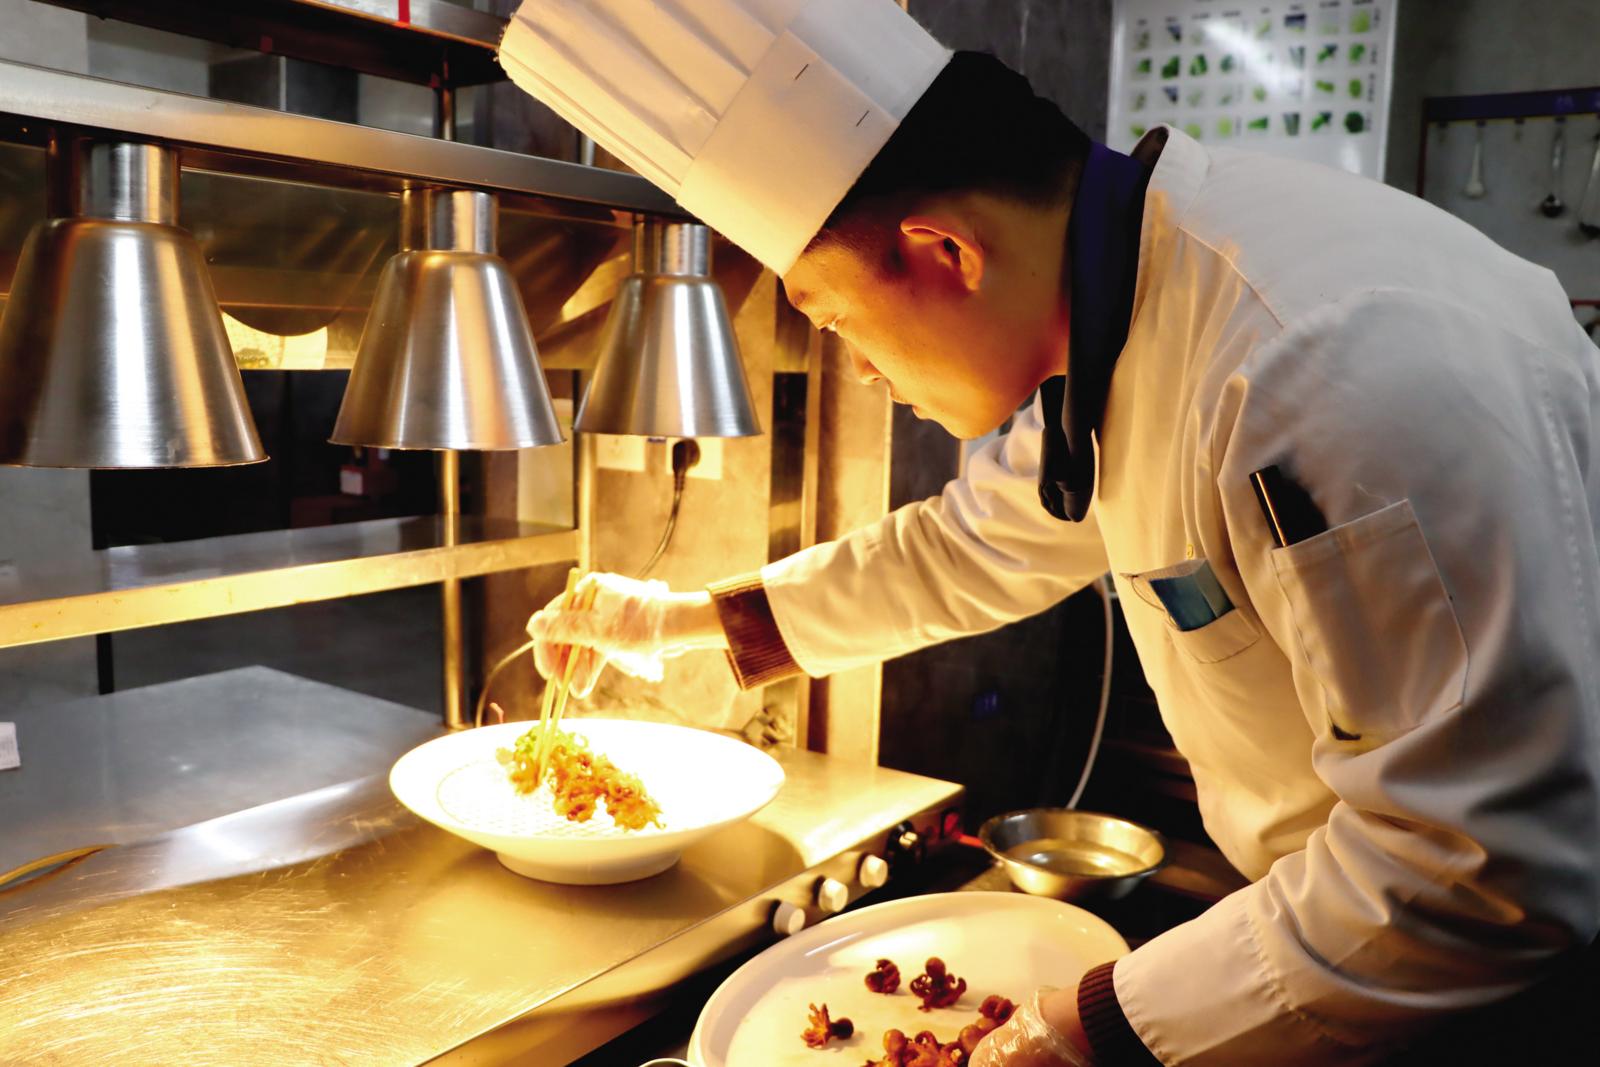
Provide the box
[389,719,784,885]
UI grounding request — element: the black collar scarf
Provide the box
[1038,140,1155,522]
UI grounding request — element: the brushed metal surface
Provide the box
[575,222,760,438]
[396,186,496,258]
[0,60,681,216]
[0,743,961,1066]
[70,141,178,225]
[636,218,711,277]
[0,141,265,468]
[0,666,442,874]
[332,190,564,450]
[0,515,577,650]
[28,0,513,86]
[439,449,467,730]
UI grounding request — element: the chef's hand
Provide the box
[526,572,727,697]
[971,988,1092,1067]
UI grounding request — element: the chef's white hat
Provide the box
[500,0,951,275]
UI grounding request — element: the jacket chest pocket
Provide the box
[1269,498,1468,742]
[1121,567,1264,664]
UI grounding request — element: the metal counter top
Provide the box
[0,666,443,873]
[0,731,960,1065]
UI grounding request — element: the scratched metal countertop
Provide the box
[0,691,958,1066]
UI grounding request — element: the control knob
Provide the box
[772,901,807,937]
[815,877,850,914]
[858,854,890,889]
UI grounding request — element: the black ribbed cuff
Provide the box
[706,575,804,690]
[1079,961,1161,1066]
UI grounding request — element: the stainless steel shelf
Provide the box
[37,0,513,87]
[0,516,577,649]
[0,60,683,219]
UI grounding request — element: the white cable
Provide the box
[1066,574,1114,810]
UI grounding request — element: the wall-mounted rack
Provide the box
[1418,84,1600,199]
[1423,86,1600,127]
[1417,85,1600,314]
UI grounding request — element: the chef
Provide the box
[501,1,1600,1064]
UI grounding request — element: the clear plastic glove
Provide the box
[525,572,719,698]
[969,989,1091,1067]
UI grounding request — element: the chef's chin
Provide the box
[918,406,989,441]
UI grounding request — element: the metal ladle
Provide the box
[1580,131,1600,239]
[1540,119,1566,218]
[1462,122,1488,199]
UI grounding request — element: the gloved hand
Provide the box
[525,572,721,698]
[969,989,1091,1067]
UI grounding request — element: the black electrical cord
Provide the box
[475,438,702,727]
[1037,575,1115,809]
[636,439,700,579]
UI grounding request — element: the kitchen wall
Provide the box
[0,0,97,710]
[873,1,1127,823]
[1384,0,1598,193]
[911,0,1115,140]
[1385,0,1600,309]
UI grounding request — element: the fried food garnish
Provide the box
[909,957,967,1012]
[860,988,1018,1065]
[802,1002,854,1048]
[865,957,902,994]
[497,725,662,831]
[978,995,1016,1025]
[863,1027,966,1066]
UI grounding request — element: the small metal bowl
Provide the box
[979,808,1166,902]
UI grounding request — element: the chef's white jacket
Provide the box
[759,129,1600,1064]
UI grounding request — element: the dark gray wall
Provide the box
[912,0,1114,139]
[1384,0,1600,306]
[877,1,1119,824]
[1385,0,1600,193]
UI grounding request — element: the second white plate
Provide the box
[689,891,1129,1066]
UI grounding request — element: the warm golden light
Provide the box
[222,312,330,371]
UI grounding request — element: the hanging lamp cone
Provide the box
[0,140,264,468]
[574,221,759,438]
[330,188,563,451]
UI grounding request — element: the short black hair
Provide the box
[814,51,1091,246]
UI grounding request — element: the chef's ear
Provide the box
[899,214,985,293]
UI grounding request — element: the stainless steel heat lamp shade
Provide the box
[574,220,758,439]
[330,188,563,451]
[0,141,265,468]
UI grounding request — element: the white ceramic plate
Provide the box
[690,892,1128,1067]
[389,719,784,884]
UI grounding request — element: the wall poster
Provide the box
[1108,0,1399,179]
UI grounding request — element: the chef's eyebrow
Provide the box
[785,285,812,313]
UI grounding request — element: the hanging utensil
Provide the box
[1462,122,1488,199]
[1540,119,1567,218]
[1579,131,1600,238]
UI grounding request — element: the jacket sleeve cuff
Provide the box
[1080,961,1162,1066]
[706,574,805,691]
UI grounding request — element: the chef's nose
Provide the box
[847,345,883,387]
